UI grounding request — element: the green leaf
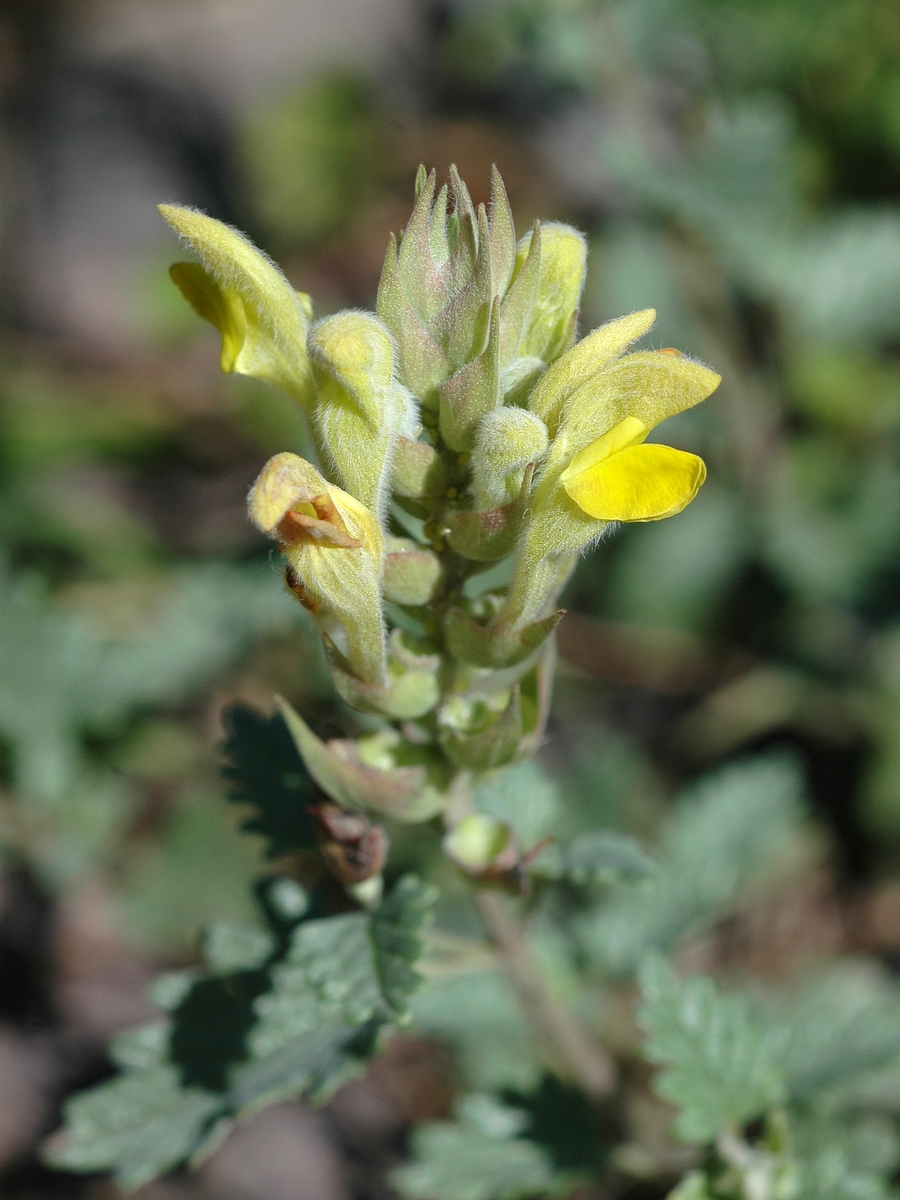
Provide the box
[48,876,436,1186]
[791,1111,900,1200]
[474,760,560,846]
[45,1067,222,1190]
[767,964,900,1101]
[392,1095,558,1200]
[222,703,315,858]
[371,874,438,1016]
[252,914,384,1056]
[579,756,804,975]
[202,921,276,974]
[411,971,539,1093]
[638,957,784,1143]
[562,831,657,884]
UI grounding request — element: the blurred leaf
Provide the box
[45,1067,222,1190]
[561,830,657,884]
[412,970,539,1093]
[238,73,387,247]
[121,792,260,951]
[638,956,784,1143]
[392,1094,559,1200]
[49,875,435,1186]
[577,756,804,975]
[474,760,561,846]
[605,483,749,632]
[765,963,900,1101]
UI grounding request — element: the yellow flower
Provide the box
[500,336,721,632]
[559,414,707,522]
[248,452,386,685]
[159,205,315,409]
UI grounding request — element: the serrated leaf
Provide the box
[45,1067,222,1190]
[50,877,435,1186]
[371,874,437,1016]
[228,1022,364,1115]
[638,957,784,1143]
[252,914,382,1056]
[393,1097,558,1200]
[221,703,315,858]
[578,757,804,975]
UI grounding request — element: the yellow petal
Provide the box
[160,206,313,407]
[559,415,648,483]
[563,442,707,522]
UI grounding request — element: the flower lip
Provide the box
[559,415,648,485]
[559,415,707,523]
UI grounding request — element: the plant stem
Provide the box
[475,889,617,1100]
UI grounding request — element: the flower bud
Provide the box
[159,206,314,409]
[514,223,587,365]
[438,686,524,771]
[471,408,548,510]
[309,311,417,518]
[383,538,442,606]
[248,452,385,685]
[498,351,720,633]
[444,814,513,873]
[325,629,441,720]
[528,309,657,433]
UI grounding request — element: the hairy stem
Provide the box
[475,890,617,1099]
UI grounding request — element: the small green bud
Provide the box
[438,686,524,770]
[471,408,548,510]
[391,436,446,499]
[160,206,314,408]
[444,813,513,872]
[309,311,417,518]
[325,629,441,720]
[377,233,449,403]
[515,222,587,364]
[499,221,541,366]
[444,603,563,669]
[383,538,442,605]
[445,467,532,562]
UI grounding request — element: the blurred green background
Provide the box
[1,0,900,1195]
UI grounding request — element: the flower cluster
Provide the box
[160,167,719,884]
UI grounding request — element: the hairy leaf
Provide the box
[47,876,435,1186]
[638,957,784,1142]
[579,757,804,975]
[393,1096,558,1200]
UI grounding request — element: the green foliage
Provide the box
[47,873,436,1188]
[0,563,304,883]
[558,830,657,884]
[768,964,900,1101]
[638,956,784,1142]
[392,1095,559,1200]
[577,757,804,975]
[221,703,315,858]
[412,970,538,1094]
